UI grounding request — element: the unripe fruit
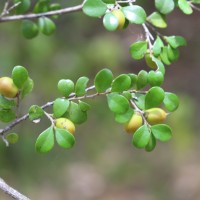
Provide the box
[112,9,126,30]
[124,112,143,134]
[145,108,167,125]
[55,118,75,134]
[0,77,19,98]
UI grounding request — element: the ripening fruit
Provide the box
[124,112,143,134]
[0,77,19,98]
[55,118,75,134]
[112,9,126,30]
[145,108,167,125]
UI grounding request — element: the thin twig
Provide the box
[142,23,154,50]
[190,3,200,12]
[0,178,30,200]
[0,4,83,23]
[0,85,146,139]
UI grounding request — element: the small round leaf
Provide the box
[12,66,29,89]
[94,68,113,93]
[21,20,39,39]
[163,92,179,112]
[111,74,132,92]
[35,126,54,153]
[75,76,89,97]
[55,128,75,149]
[107,93,130,114]
[6,133,19,144]
[132,125,151,148]
[151,124,172,142]
[145,87,165,109]
[57,79,74,97]
[29,105,44,121]
[53,98,70,118]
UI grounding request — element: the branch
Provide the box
[0,178,30,200]
[0,4,83,23]
[0,85,146,140]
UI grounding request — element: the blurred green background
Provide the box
[0,1,200,200]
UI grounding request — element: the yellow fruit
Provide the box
[0,77,18,98]
[124,112,143,134]
[112,9,125,30]
[55,118,75,134]
[145,108,167,125]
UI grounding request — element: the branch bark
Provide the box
[0,4,83,23]
[0,178,30,200]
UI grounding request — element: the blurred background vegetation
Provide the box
[0,0,200,200]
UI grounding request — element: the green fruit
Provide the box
[55,118,75,134]
[0,77,19,98]
[124,112,143,134]
[112,9,126,30]
[103,12,119,31]
[145,108,167,125]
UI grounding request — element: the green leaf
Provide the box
[103,12,119,31]
[29,105,44,121]
[167,45,180,62]
[147,12,167,28]
[79,100,91,111]
[145,54,157,70]
[145,86,165,109]
[163,92,179,112]
[107,93,130,114]
[12,66,28,89]
[83,0,107,17]
[55,128,75,149]
[0,95,16,109]
[178,0,193,14]
[102,0,115,3]
[155,0,175,14]
[53,98,70,118]
[111,74,131,92]
[148,71,164,87]
[38,17,56,36]
[129,41,148,60]
[21,78,34,98]
[21,20,39,39]
[136,70,148,90]
[153,36,164,56]
[132,125,151,148]
[134,94,145,110]
[128,73,137,88]
[115,108,134,124]
[57,79,74,97]
[122,91,132,100]
[122,5,146,24]
[75,76,89,97]
[145,134,156,152]
[34,0,50,13]
[151,124,172,142]
[0,109,16,123]
[165,36,187,48]
[6,133,19,144]
[94,68,113,93]
[66,102,87,124]
[152,56,165,75]
[14,0,31,14]
[160,47,171,65]
[35,126,54,153]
